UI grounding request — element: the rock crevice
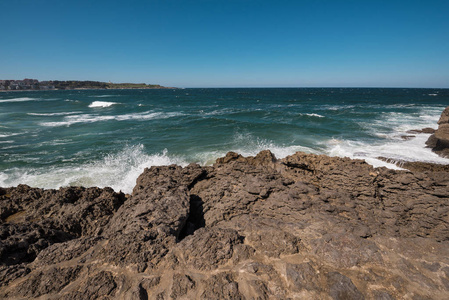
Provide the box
[1,149,448,299]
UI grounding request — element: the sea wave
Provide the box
[28,111,82,116]
[326,134,449,169]
[89,95,118,98]
[0,97,37,103]
[320,105,355,111]
[0,145,187,194]
[359,106,443,140]
[88,101,119,108]
[2,134,448,194]
[0,139,317,193]
[304,113,325,118]
[0,133,19,138]
[39,111,184,127]
[214,132,315,163]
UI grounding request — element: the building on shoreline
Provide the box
[0,79,49,90]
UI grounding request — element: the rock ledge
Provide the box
[1,150,449,299]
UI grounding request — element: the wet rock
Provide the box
[426,106,449,157]
[401,135,416,140]
[407,128,436,134]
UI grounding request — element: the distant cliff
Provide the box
[0,79,175,91]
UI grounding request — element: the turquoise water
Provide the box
[1,88,448,193]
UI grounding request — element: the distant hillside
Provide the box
[0,79,175,90]
[52,81,172,90]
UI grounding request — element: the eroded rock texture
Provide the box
[427,105,449,158]
[1,150,449,299]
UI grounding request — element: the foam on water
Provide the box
[28,111,82,116]
[320,104,355,111]
[326,134,449,169]
[325,105,449,168]
[0,97,37,103]
[0,133,19,138]
[305,113,325,118]
[88,101,119,108]
[0,145,187,194]
[40,111,184,127]
[1,88,448,194]
[89,95,117,98]
[209,132,315,164]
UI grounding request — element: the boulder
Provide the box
[0,151,449,299]
[426,106,449,157]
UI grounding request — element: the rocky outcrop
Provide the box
[427,106,449,157]
[1,151,449,299]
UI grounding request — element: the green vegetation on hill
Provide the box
[50,80,169,90]
[107,83,165,89]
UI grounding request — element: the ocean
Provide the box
[1,88,448,194]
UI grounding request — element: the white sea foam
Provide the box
[28,111,82,116]
[202,108,236,116]
[305,113,325,118]
[203,132,315,164]
[0,145,187,194]
[39,111,184,127]
[88,101,119,108]
[326,134,449,169]
[0,133,19,138]
[89,95,117,98]
[327,105,449,168]
[0,97,37,103]
[321,105,355,111]
[364,106,444,141]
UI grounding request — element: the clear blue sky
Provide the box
[1,0,448,88]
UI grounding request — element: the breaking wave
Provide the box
[0,97,37,103]
[88,101,119,108]
[39,111,184,127]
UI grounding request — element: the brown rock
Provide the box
[426,106,449,157]
[407,127,435,134]
[0,150,448,299]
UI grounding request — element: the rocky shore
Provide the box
[1,106,449,299]
[0,148,448,299]
[426,106,449,158]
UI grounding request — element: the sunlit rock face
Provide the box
[1,149,449,299]
[427,106,449,158]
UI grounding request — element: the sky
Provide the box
[1,0,448,88]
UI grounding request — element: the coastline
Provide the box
[1,99,448,298]
[1,150,448,298]
[0,87,178,92]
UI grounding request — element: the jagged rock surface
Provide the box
[1,150,449,299]
[427,106,449,157]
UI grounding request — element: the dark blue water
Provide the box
[1,88,448,193]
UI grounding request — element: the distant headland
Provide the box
[0,79,176,91]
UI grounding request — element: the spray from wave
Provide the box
[0,145,186,194]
